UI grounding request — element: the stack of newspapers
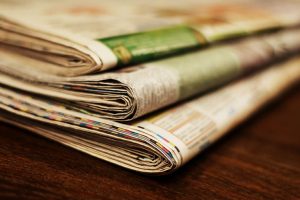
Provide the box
[1,0,300,174]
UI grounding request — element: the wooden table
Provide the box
[0,85,299,200]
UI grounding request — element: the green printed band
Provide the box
[157,47,242,100]
[98,25,207,66]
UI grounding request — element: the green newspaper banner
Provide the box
[99,25,207,66]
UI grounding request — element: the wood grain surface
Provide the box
[0,85,299,200]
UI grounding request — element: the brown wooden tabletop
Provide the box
[0,85,299,200]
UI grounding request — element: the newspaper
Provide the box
[1,56,299,174]
[1,0,300,76]
[1,28,300,121]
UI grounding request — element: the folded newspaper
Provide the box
[1,0,300,76]
[1,57,300,174]
[1,28,300,121]
[1,0,300,175]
